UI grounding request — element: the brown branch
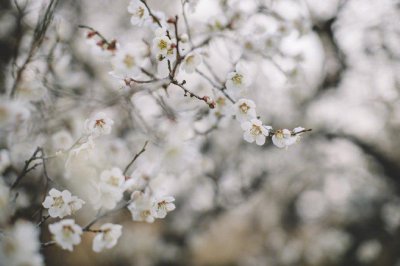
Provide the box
[123,141,149,175]
[11,147,43,189]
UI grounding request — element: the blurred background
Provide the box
[1,0,400,265]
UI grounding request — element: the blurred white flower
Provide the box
[52,130,74,151]
[0,149,11,174]
[84,112,114,137]
[181,52,202,73]
[207,15,228,31]
[128,190,155,223]
[49,219,82,251]
[357,240,382,263]
[128,0,149,27]
[382,201,400,232]
[124,162,156,191]
[241,119,270,145]
[151,195,176,219]
[225,63,250,97]
[100,167,125,188]
[110,44,145,79]
[234,98,257,122]
[69,196,85,215]
[92,223,123,252]
[15,68,46,102]
[0,220,43,266]
[0,99,31,127]
[92,167,125,210]
[187,0,200,13]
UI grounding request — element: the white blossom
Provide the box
[68,196,85,215]
[128,190,155,223]
[49,219,82,251]
[234,98,257,122]
[124,162,156,191]
[181,52,202,73]
[225,63,250,97]
[0,220,43,266]
[92,167,125,210]
[51,130,74,151]
[271,128,305,149]
[110,44,145,79]
[42,189,72,218]
[151,196,176,219]
[84,112,114,137]
[42,189,84,218]
[92,223,123,252]
[128,0,149,27]
[241,119,270,145]
[153,36,174,57]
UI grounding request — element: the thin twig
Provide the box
[11,147,43,189]
[139,0,162,27]
[181,0,194,47]
[123,141,149,175]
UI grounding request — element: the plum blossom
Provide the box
[110,44,145,79]
[84,112,114,137]
[0,220,43,266]
[151,196,176,219]
[234,98,257,122]
[49,219,82,251]
[181,52,202,73]
[225,63,250,97]
[128,0,149,27]
[153,36,173,57]
[128,190,155,223]
[51,130,74,151]
[42,189,84,218]
[42,189,70,218]
[92,223,123,252]
[241,119,271,145]
[124,162,156,191]
[271,127,305,149]
[92,167,125,210]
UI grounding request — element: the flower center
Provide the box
[108,176,120,187]
[62,225,75,238]
[232,73,243,85]
[239,103,250,114]
[216,97,225,106]
[123,54,135,68]
[136,7,145,18]
[186,55,194,64]
[95,119,105,128]
[158,40,168,50]
[275,130,283,139]
[53,196,64,208]
[250,125,262,136]
[140,210,151,219]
